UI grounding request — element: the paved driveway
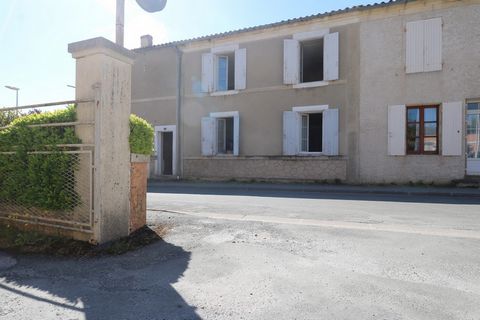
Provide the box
[1,182,480,319]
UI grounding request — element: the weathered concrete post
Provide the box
[69,37,135,244]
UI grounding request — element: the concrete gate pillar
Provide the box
[69,37,135,244]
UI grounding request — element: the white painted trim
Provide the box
[211,44,239,54]
[292,105,329,113]
[293,81,329,89]
[154,125,177,176]
[293,28,330,41]
[210,90,239,97]
[298,152,325,156]
[209,111,240,118]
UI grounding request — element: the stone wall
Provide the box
[183,157,347,182]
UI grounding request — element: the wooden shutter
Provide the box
[387,105,406,156]
[283,39,300,85]
[406,20,425,73]
[201,53,214,93]
[283,111,299,155]
[442,101,463,156]
[324,32,339,81]
[322,109,339,156]
[233,114,240,156]
[234,48,247,90]
[424,18,442,72]
[201,117,216,156]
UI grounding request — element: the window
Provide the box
[216,52,235,92]
[216,117,234,154]
[283,106,339,156]
[406,18,442,73]
[284,31,339,86]
[201,46,247,94]
[201,112,240,156]
[300,113,323,152]
[301,39,324,83]
[406,105,439,154]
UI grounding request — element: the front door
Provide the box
[466,102,480,175]
[161,132,173,176]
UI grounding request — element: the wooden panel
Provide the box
[388,105,406,156]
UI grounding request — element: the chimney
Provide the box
[141,35,153,48]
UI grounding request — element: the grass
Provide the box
[0,224,169,257]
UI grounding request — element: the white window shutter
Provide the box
[283,111,300,155]
[406,20,425,73]
[324,32,339,81]
[234,48,247,90]
[201,117,216,156]
[387,105,406,156]
[201,53,214,93]
[233,114,240,156]
[424,18,442,72]
[322,109,339,156]
[442,101,463,156]
[283,39,300,85]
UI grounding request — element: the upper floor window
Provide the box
[202,45,246,94]
[406,18,442,74]
[284,29,339,87]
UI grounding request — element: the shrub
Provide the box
[0,106,81,211]
[129,114,154,155]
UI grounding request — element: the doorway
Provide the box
[466,102,480,175]
[155,125,177,177]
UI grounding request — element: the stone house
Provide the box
[131,0,480,184]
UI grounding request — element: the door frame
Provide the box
[466,100,480,176]
[154,125,177,176]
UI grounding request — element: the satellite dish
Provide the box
[136,0,167,12]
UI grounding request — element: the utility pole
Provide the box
[116,0,125,47]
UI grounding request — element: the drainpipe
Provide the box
[175,45,183,179]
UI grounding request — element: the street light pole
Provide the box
[116,0,125,47]
[5,85,19,107]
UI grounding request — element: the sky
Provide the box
[0,0,378,107]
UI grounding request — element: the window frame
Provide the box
[406,105,439,155]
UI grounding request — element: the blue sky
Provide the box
[0,0,377,107]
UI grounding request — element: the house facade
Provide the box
[131,0,480,184]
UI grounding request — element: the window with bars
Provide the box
[406,105,439,154]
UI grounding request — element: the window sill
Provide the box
[210,90,239,97]
[297,152,325,156]
[293,81,329,89]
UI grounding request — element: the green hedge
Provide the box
[0,106,81,211]
[129,114,154,155]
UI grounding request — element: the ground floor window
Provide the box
[217,117,234,154]
[301,113,323,152]
[406,105,439,154]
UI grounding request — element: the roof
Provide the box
[135,0,414,51]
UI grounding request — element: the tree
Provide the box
[0,109,20,127]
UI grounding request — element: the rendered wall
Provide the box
[357,3,480,183]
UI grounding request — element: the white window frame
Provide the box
[293,105,329,155]
[209,111,240,156]
[154,125,177,176]
[203,44,247,96]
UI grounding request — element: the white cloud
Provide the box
[95,0,169,48]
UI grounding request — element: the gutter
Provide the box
[175,45,183,178]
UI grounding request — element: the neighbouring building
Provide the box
[131,0,480,184]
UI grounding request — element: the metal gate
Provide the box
[0,100,95,233]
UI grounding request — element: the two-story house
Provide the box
[131,0,480,184]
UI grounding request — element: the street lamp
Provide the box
[5,85,19,107]
[116,0,167,47]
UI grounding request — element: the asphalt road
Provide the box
[1,182,480,319]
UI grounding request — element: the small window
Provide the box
[406,105,439,154]
[300,113,323,152]
[215,52,235,92]
[301,39,324,83]
[217,117,234,154]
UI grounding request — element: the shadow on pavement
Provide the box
[0,238,201,320]
[148,183,480,205]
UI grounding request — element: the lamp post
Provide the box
[5,85,19,107]
[116,0,167,47]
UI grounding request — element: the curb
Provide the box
[148,181,480,198]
